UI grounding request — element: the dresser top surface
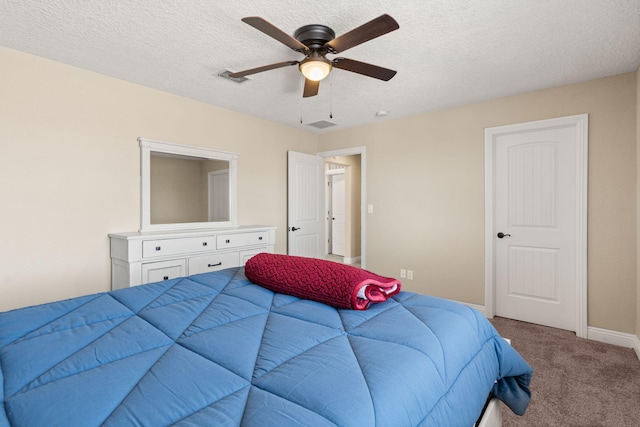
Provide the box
[109,225,275,240]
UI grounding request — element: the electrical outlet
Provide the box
[407,270,414,280]
[400,269,406,279]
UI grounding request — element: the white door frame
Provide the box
[484,114,588,338]
[317,147,366,269]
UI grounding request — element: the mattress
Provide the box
[0,267,531,426]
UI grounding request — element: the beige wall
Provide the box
[318,73,638,333]
[150,156,207,224]
[0,46,316,312]
[1,44,638,335]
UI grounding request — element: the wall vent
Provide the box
[217,70,250,84]
[307,120,337,129]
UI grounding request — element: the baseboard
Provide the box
[344,256,361,265]
[588,326,640,360]
[454,301,488,317]
[453,301,640,362]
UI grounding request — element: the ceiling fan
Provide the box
[228,14,399,98]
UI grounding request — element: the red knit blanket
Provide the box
[244,253,401,310]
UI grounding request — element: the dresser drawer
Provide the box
[142,236,216,258]
[110,226,275,290]
[188,252,240,275]
[142,259,186,284]
[239,248,266,265]
[216,232,268,250]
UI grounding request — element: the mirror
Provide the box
[139,138,238,231]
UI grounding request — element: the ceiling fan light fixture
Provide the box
[299,58,332,81]
[234,15,399,97]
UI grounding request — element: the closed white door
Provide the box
[489,116,587,332]
[331,174,346,256]
[287,151,325,258]
[208,170,229,221]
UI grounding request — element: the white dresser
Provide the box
[109,225,276,290]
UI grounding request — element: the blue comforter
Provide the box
[0,268,531,426]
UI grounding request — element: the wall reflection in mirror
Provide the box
[150,153,230,224]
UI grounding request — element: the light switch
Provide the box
[367,204,374,214]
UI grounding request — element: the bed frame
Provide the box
[476,398,502,427]
[475,336,515,426]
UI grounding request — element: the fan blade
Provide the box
[303,79,320,97]
[228,61,299,78]
[242,17,309,53]
[332,58,397,81]
[325,14,399,53]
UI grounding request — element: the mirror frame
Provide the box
[139,137,238,231]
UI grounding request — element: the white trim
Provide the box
[475,398,502,427]
[317,147,367,269]
[449,298,640,362]
[344,256,361,265]
[588,327,640,359]
[484,114,589,338]
[459,302,640,361]
[326,169,345,176]
[454,301,489,317]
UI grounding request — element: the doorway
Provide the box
[287,147,366,269]
[323,153,362,266]
[484,114,588,337]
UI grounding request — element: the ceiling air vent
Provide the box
[217,70,250,84]
[307,120,336,129]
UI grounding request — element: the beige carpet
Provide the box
[490,317,640,426]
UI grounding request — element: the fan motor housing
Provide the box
[294,24,335,49]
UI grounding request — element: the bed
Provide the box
[0,263,531,426]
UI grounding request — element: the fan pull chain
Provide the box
[300,75,304,124]
[329,73,333,119]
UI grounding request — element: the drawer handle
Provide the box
[163,276,169,280]
[258,236,263,240]
[208,262,222,268]
[155,246,161,251]
[225,239,230,244]
[202,242,208,246]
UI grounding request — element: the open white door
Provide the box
[288,151,325,258]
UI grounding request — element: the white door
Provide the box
[208,170,229,221]
[331,174,346,256]
[288,151,325,258]
[487,115,588,333]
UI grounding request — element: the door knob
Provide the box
[291,226,301,231]
[497,232,511,239]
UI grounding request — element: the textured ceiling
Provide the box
[0,0,638,133]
